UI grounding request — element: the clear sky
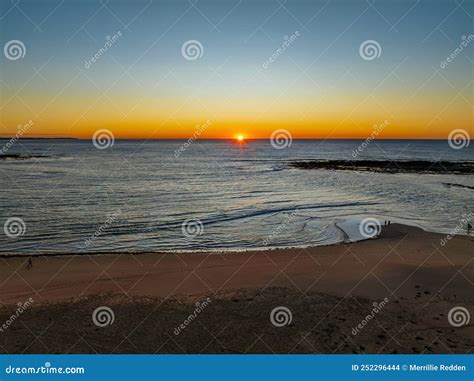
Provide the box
[0,0,472,139]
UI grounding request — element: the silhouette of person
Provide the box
[27,257,32,269]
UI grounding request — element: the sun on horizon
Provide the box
[0,1,471,141]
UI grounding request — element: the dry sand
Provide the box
[0,224,472,354]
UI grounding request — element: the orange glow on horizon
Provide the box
[0,91,470,140]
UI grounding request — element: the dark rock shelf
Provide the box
[290,160,474,174]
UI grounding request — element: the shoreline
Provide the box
[1,224,473,303]
[1,220,472,259]
[0,223,472,354]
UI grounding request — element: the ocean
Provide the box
[0,139,472,254]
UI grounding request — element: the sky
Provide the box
[0,0,473,139]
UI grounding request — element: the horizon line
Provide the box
[0,137,457,141]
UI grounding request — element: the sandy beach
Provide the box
[0,224,472,354]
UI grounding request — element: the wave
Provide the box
[105,201,383,235]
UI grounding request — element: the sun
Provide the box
[236,134,245,142]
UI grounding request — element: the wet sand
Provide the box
[0,224,472,354]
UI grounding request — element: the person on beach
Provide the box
[27,257,33,269]
[468,223,472,236]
